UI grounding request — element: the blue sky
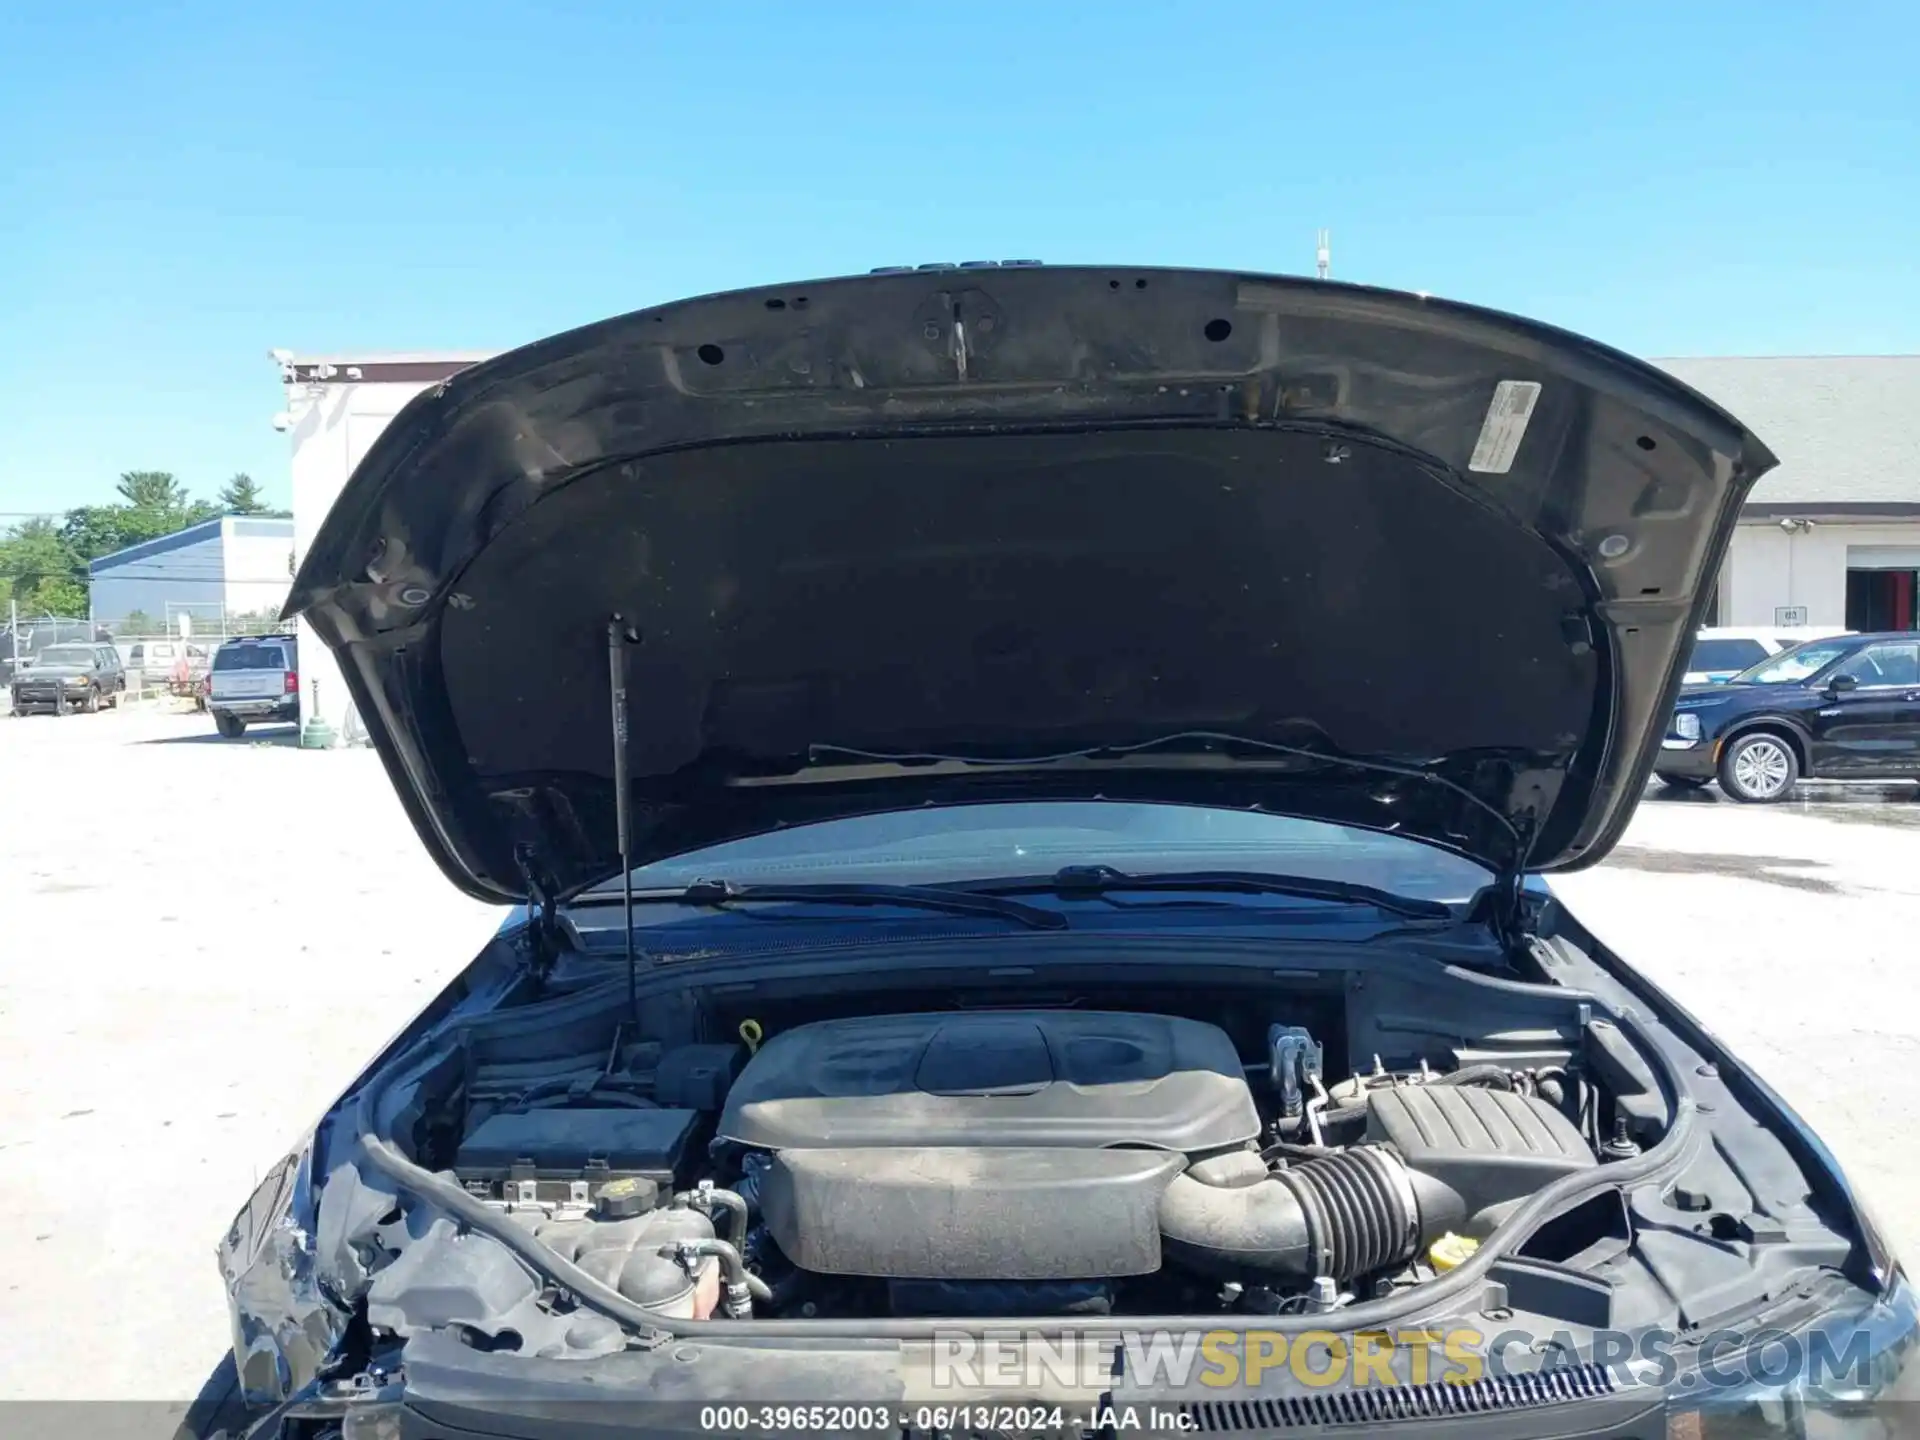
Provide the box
[2,0,1915,517]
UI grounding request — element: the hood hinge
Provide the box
[514,844,563,979]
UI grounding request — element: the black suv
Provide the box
[1657,630,1920,801]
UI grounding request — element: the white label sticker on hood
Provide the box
[1468,380,1542,474]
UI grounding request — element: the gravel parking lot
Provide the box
[2,708,1915,1406]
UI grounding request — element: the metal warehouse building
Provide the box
[273,346,1920,736]
[88,515,296,630]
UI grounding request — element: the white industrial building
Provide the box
[1656,357,1920,632]
[274,346,1920,736]
[276,353,495,732]
[88,515,296,630]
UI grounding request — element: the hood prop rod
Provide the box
[608,616,641,1024]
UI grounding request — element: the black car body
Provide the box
[8,641,126,714]
[210,267,1916,1438]
[1658,632,1920,801]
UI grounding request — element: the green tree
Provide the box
[58,504,132,561]
[61,472,220,564]
[220,472,268,515]
[115,470,192,511]
[0,517,87,617]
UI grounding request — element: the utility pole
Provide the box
[1316,230,1331,281]
[8,600,17,680]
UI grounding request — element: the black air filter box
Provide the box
[455,1107,700,1187]
[1366,1085,1594,1229]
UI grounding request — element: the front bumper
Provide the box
[1656,737,1718,779]
[228,1277,1920,1440]
[9,682,92,709]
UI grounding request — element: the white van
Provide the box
[1682,625,1854,685]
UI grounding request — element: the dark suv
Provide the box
[8,642,127,715]
[1657,630,1920,801]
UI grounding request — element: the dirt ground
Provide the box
[1,706,1914,1403]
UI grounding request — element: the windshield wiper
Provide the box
[805,731,1534,941]
[974,864,1454,922]
[572,878,1069,931]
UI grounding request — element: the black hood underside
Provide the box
[285,267,1774,903]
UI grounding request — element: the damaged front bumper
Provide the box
[218,1144,349,1407]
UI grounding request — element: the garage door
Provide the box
[1848,545,1920,570]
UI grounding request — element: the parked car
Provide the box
[128,637,210,689]
[208,269,1912,1438]
[207,633,300,737]
[7,641,126,715]
[1681,624,1853,685]
[1659,630,1920,800]
[0,617,98,685]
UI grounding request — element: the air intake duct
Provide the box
[1159,1145,1449,1283]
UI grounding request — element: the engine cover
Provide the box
[716,1010,1261,1154]
[759,1146,1187,1279]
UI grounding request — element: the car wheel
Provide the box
[1656,774,1708,791]
[214,712,247,739]
[1718,732,1800,803]
[83,686,101,714]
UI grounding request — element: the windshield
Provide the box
[37,646,95,666]
[1687,637,1769,673]
[1729,639,1853,685]
[606,802,1491,904]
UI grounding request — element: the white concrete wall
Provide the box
[89,531,226,623]
[1720,520,1920,626]
[286,380,438,733]
[220,522,296,616]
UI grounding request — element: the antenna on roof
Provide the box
[1316,229,1332,281]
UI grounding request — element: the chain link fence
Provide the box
[4,608,294,713]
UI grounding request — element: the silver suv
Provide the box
[208,634,300,738]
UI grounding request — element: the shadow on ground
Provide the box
[138,727,301,749]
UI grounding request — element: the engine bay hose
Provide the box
[665,1238,774,1312]
[1432,1064,1515,1090]
[1159,1145,1424,1282]
[357,1133,761,1329]
[679,1185,750,1250]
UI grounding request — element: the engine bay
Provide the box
[332,952,1709,1360]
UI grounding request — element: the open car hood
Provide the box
[285,267,1774,904]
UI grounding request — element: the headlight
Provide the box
[1854,1187,1906,1294]
[1674,713,1703,741]
[1668,1277,1920,1435]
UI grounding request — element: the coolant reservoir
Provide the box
[535,1201,717,1315]
[1428,1233,1480,1273]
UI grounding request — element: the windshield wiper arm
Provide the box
[977,864,1454,922]
[576,878,1069,931]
